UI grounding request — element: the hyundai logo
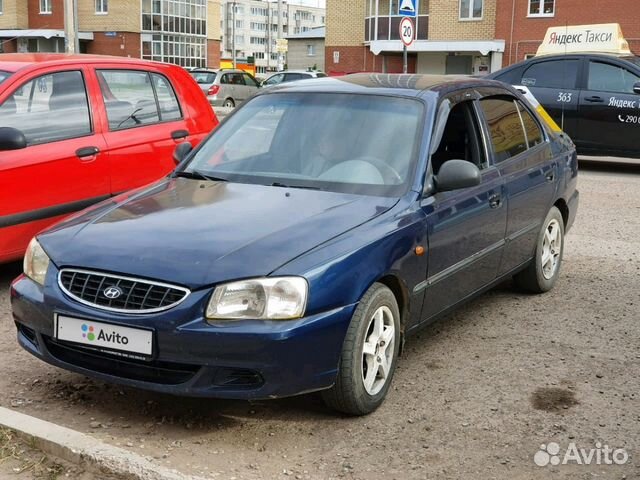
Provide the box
[103,286,123,299]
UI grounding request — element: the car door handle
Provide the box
[546,172,555,182]
[171,129,189,140]
[489,194,502,209]
[584,96,604,103]
[76,146,99,159]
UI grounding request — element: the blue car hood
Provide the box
[39,178,397,289]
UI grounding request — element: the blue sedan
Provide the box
[11,74,579,415]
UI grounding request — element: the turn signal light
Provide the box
[207,85,220,96]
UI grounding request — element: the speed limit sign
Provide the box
[399,17,414,47]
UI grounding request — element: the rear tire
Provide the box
[514,206,565,293]
[223,98,235,108]
[321,283,400,416]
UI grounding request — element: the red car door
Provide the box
[90,65,193,194]
[0,65,110,263]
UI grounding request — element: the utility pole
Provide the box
[231,1,237,69]
[63,0,79,54]
[276,0,283,71]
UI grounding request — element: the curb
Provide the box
[0,407,208,480]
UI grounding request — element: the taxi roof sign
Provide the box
[536,23,631,57]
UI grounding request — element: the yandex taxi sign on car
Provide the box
[536,23,631,56]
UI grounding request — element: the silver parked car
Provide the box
[189,69,260,108]
[261,70,327,87]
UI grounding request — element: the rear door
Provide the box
[477,94,557,275]
[577,58,640,156]
[0,66,109,262]
[519,57,582,136]
[93,67,188,194]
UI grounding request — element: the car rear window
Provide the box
[190,71,216,84]
[0,71,10,84]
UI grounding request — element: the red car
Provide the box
[0,54,217,263]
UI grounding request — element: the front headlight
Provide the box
[23,237,50,286]
[206,277,308,320]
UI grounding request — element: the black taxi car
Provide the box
[488,53,640,158]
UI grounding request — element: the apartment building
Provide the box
[0,0,221,69]
[495,0,640,66]
[220,0,325,74]
[326,0,504,75]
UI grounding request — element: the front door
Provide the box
[420,99,507,320]
[0,68,109,262]
[577,59,640,156]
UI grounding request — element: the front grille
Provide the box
[59,269,189,314]
[44,337,199,385]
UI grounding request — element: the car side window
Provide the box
[220,74,230,85]
[587,61,640,93]
[0,70,92,145]
[431,100,488,174]
[264,73,284,85]
[97,70,167,130]
[228,73,245,85]
[285,73,308,82]
[478,97,528,163]
[151,73,182,121]
[242,73,259,87]
[515,100,544,148]
[521,59,580,89]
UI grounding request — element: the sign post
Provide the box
[399,17,414,74]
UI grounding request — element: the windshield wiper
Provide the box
[117,107,144,129]
[174,170,229,182]
[271,182,321,190]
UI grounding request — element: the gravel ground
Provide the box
[0,163,638,479]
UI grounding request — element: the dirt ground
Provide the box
[0,163,638,480]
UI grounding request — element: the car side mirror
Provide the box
[0,127,27,151]
[173,142,193,164]
[435,160,481,192]
[633,82,640,95]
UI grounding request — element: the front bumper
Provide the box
[10,268,355,400]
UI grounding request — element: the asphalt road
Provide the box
[0,161,638,479]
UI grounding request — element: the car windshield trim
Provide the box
[181,92,427,198]
[621,56,640,69]
[0,71,11,84]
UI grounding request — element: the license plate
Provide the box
[55,315,153,356]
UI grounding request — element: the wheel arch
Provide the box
[553,197,569,228]
[375,273,411,355]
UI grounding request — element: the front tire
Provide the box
[322,283,400,415]
[514,206,565,293]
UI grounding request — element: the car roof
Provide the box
[492,52,640,73]
[0,53,173,73]
[262,73,508,99]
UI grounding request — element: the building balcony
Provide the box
[365,15,429,43]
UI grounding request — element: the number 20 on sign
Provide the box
[400,17,415,47]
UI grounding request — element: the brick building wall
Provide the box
[0,0,28,29]
[85,32,140,58]
[429,0,496,41]
[496,0,640,66]
[207,39,221,68]
[77,0,140,32]
[28,0,64,29]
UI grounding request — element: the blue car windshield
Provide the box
[183,92,425,196]
[0,71,10,84]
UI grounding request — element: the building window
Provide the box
[307,44,315,56]
[40,0,52,14]
[95,0,108,14]
[459,0,482,20]
[528,0,554,16]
